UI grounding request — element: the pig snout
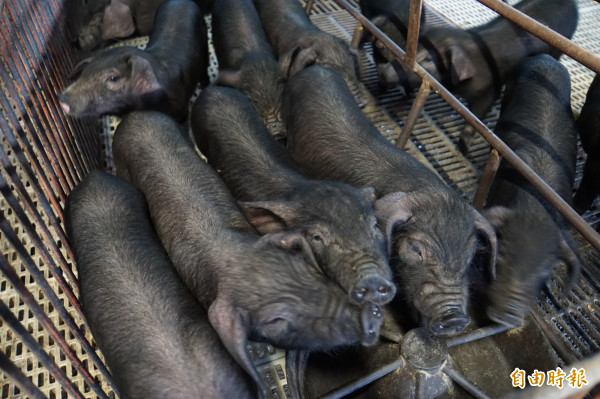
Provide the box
[351,265,396,305]
[429,306,470,336]
[361,304,384,346]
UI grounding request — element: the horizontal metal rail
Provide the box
[332,0,600,253]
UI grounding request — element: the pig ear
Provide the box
[481,205,513,229]
[473,209,498,280]
[127,55,163,95]
[214,69,243,88]
[68,57,93,80]
[102,0,135,40]
[256,232,322,273]
[282,46,318,78]
[374,192,413,255]
[558,229,582,290]
[238,201,295,235]
[447,43,475,85]
[208,298,268,398]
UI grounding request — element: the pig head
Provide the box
[112,110,384,397]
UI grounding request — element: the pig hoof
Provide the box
[487,306,524,328]
[430,307,470,336]
[351,276,396,305]
[361,304,383,345]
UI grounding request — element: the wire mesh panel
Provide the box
[1,0,600,397]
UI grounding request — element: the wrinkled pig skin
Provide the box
[112,110,384,398]
[483,55,581,328]
[212,0,286,137]
[191,85,396,306]
[60,0,208,121]
[390,0,578,153]
[573,74,600,214]
[73,0,213,52]
[283,65,498,337]
[253,0,367,107]
[65,170,255,399]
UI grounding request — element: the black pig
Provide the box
[482,55,581,327]
[112,110,384,397]
[192,85,396,305]
[65,170,255,399]
[395,0,578,153]
[253,0,367,107]
[212,0,286,138]
[73,0,213,52]
[283,65,498,336]
[573,74,600,214]
[60,0,208,121]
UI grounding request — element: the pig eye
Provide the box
[312,234,323,243]
[106,75,120,83]
[411,242,424,260]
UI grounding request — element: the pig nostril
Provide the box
[370,304,383,320]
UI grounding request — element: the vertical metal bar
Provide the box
[317,359,404,399]
[17,0,98,175]
[472,149,501,210]
[330,0,600,253]
[475,0,600,75]
[0,349,47,399]
[305,0,316,14]
[3,6,81,189]
[0,301,86,399]
[396,80,430,149]
[405,0,423,67]
[351,21,364,48]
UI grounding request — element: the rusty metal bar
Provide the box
[317,358,404,399]
[405,0,423,68]
[351,20,364,48]
[396,80,430,148]
[332,0,600,253]
[0,349,47,399]
[0,301,86,399]
[476,0,600,76]
[472,149,501,210]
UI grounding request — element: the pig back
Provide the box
[283,65,444,197]
[212,0,274,69]
[65,170,254,399]
[578,75,600,155]
[254,0,317,55]
[489,54,577,206]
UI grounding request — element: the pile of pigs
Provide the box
[59,0,599,397]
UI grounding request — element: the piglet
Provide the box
[212,0,286,137]
[192,85,396,305]
[253,0,366,107]
[65,170,255,399]
[573,74,600,214]
[482,54,581,327]
[73,0,213,52]
[391,0,578,153]
[112,110,384,398]
[283,65,498,336]
[61,0,208,121]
